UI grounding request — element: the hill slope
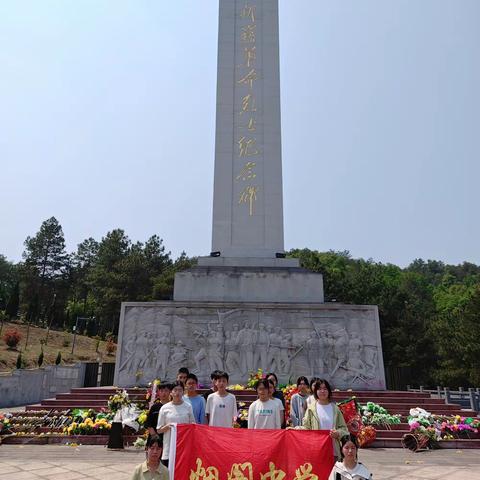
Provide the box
[0,321,115,372]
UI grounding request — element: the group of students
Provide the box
[132,367,373,480]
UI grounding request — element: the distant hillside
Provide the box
[0,321,115,372]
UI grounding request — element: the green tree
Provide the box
[86,231,173,335]
[23,217,69,281]
[5,281,20,319]
[152,251,197,300]
[0,255,18,311]
[431,283,480,385]
[87,229,131,335]
[22,217,69,325]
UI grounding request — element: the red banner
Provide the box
[173,424,334,479]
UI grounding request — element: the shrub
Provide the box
[62,339,70,348]
[55,351,62,365]
[16,352,24,369]
[3,328,22,350]
[105,337,116,356]
[38,349,44,367]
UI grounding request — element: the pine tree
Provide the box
[22,217,69,325]
[5,281,20,319]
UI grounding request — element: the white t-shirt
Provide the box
[272,397,284,410]
[157,401,194,459]
[205,392,238,428]
[248,399,282,429]
[328,461,372,480]
[316,402,334,430]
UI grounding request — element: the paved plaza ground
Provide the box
[0,445,479,479]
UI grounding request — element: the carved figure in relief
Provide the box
[348,332,363,355]
[305,331,319,376]
[325,332,336,373]
[208,323,225,371]
[267,325,281,371]
[317,330,328,374]
[364,346,378,370]
[119,333,138,373]
[154,335,170,379]
[144,332,157,371]
[346,354,375,384]
[132,331,150,374]
[171,340,188,366]
[279,333,293,374]
[330,328,350,377]
[193,329,209,375]
[254,323,269,371]
[225,325,241,373]
[238,321,257,373]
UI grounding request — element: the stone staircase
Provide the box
[14,387,480,448]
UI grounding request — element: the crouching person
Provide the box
[328,434,372,480]
[131,435,169,480]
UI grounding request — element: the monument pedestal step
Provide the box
[7,387,479,449]
[173,266,324,303]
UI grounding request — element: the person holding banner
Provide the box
[248,379,283,429]
[328,434,373,480]
[301,379,349,459]
[130,435,169,480]
[146,383,173,442]
[157,381,195,467]
[205,371,238,428]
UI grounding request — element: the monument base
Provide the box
[174,263,324,304]
[114,301,386,391]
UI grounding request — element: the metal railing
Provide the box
[407,385,480,411]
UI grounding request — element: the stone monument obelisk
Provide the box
[211,0,285,260]
[174,0,325,303]
[114,0,386,390]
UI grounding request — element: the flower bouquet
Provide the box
[404,407,438,451]
[64,416,111,436]
[282,384,298,424]
[234,402,248,428]
[361,401,401,427]
[63,410,112,435]
[246,369,265,389]
[357,425,377,447]
[229,384,246,391]
[137,410,149,428]
[437,415,480,439]
[0,413,12,434]
[146,379,162,404]
[108,389,131,413]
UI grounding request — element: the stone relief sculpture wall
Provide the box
[114,302,386,390]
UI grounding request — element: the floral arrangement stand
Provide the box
[107,422,124,449]
[401,433,431,452]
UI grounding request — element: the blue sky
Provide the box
[1,0,478,266]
